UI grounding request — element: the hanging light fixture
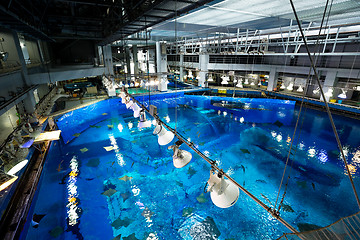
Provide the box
[313,87,320,94]
[250,81,255,86]
[5,159,29,175]
[338,89,347,99]
[188,70,193,79]
[138,110,152,129]
[0,51,8,62]
[286,83,294,91]
[280,82,286,89]
[258,81,261,86]
[207,169,239,208]
[244,78,249,84]
[130,102,141,118]
[236,78,243,88]
[168,140,192,168]
[297,85,304,92]
[0,171,18,192]
[221,75,229,85]
[207,75,214,82]
[153,122,174,146]
[325,88,333,98]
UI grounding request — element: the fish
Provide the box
[243,181,245,186]
[90,125,101,128]
[131,162,135,168]
[104,146,115,151]
[312,182,316,191]
[85,178,95,181]
[120,192,131,202]
[261,194,273,206]
[240,165,246,173]
[141,207,154,218]
[80,147,88,153]
[182,207,194,217]
[49,226,63,238]
[102,188,117,197]
[198,142,205,146]
[296,180,307,189]
[122,233,139,240]
[240,148,250,154]
[59,171,71,184]
[32,214,46,228]
[86,158,100,167]
[297,223,322,232]
[119,175,133,181]
[196,193,207,203]
[255,145,340,187]
[281,203,295,212]
[187,167,196,177]
[256,179,267,183]
[274,120,283,127]
[176,181,184,188]
[111,161,115,166]
[73,133,81,137]
[107,124,114,129]
[56,160,64,172]
[194,122,201,125]
[102,113,108,115]
[111,217,133,229]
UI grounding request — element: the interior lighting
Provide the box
[236,78,243,88]
[0,171,18,192]
[297,85,304,92]
[244,78,249,85]
[6,159,29,175]
[168,140,192,168]
[221,75,229,85]
[126,100,134,109]
[286,83,294,91]
[239,117,244,123]
[313,87,320,94]
[138,110,152,129]
[250,81,255,86]
[153,122,174,146]
[258,81,261,86]
[130,102,141,118]
[188,71,193,78]
[338,89,347,99]
[0,51,9,62]
[207,75,214,82]
[207,169,239,208]
[325,88,333,98]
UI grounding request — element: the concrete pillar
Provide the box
[103,44,114,76]
[12,31,30,86]
[22,92,36,114]
[37,40,45,63]
[125,46,131,82]
[179,54,184,82]
[156,41,168,92]
[132,45,139,76]
[321,70,337,102]
[199,54,209,87]
[267,67,279,91]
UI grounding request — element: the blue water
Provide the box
[22,93,360,240]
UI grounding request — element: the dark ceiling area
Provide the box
[0,0,214,44]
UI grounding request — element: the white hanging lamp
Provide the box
[338,89,347,99]
[325,88,333,98]
[286,83,294,91]
[130,102,141,118]
[207,170,239,208]
[250,81,255,86]
[236,78,243,88]
[297,85,304,92]
[207,75,214,82]
[221,75,229,85]
[188,70,193,78]
[258,81,261,86]
[280,82,286,89]
[153,123,174,146]
[168,140,192,168]
[244,78,249,84]
[313,87,320,94]
[138,110,152,129]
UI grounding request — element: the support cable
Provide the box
[274,0,331,211]
[289,0,360,209]
[124,91,299,235]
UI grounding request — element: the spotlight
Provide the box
[207,169,239,208]
[338,89,347,99]
[280,83,286,89]
[130,102,141,118]
[153,122,174,146]
[221,75,229,85]
[297,85,304,92]
[138,110,152,129]
[207,75,214,82]
[5,159,29,175]
[0,52,9,62]
[168,140,192,168]
[236,78,243,88]
[0,171,18,192]
[126,100,134,109]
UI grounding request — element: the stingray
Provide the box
[86,158,100,167]
[104,182,116,191]
[182,207,194,217]
[196,193,207,203]
[102,188,117,197]
[111,217,133,229]
[32,214,46,228]
[123,233,139,240]
[119,175,133,181]
[104,146,115,151]
[187,167,196,177]
[297,223,322,232]
[274,120,283,127]
[73,133,81,137]
[280,203,295,212]
[49,226,63,238]
[80,147,88,153]
[141,207,154,218]
[120,192,131,202]
[240,148,250,154]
